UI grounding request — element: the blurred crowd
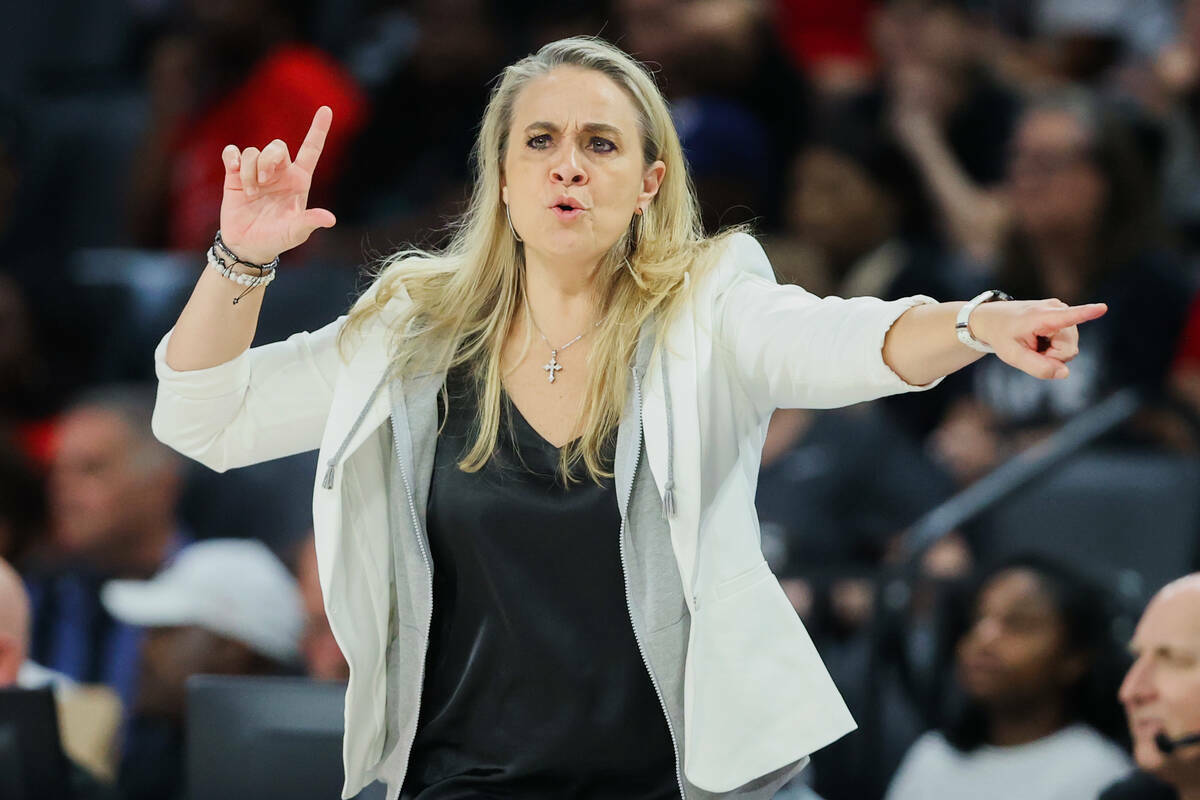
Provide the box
[2,0,1200,799]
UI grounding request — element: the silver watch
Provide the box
[955,289,1012,354]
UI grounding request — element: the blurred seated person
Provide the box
[101,537,304,800]
[1,555,123,792]
[783,105,987,436]
[1163,291,1200,450]
[127,0,366,252]
[24,384,190,715]
[1101,573,1200,800]
[292,528,348,682]
[774,0,878,96]
[0,273,62,467]
[930,90,1194,484]
[758,403,956,603]
[876,0,1023,262]
[0,435,45,567]
[332,0,504,247]
[886,554,1133,800]
[615,0,806,231]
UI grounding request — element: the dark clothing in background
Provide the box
[115,715,185,800]
[851,75,1022,243]
[23,529,190,718]
[1099,771,1179,800]
[976,249,1195,428]
[756,404,955,579]
[401,366,678,799]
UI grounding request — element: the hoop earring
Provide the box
[505,203,523,243]
[628,208,643,253]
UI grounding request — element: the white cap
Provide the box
[101,538,303,665]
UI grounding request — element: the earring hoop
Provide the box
[623,208,646,284]
[505,203,523,243]
[628,208,643,253]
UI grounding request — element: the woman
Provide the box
[152,37,1105,800]
[931,89,1194,484]
[885,555,1133,800]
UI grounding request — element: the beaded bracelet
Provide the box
[207,247,277,286]
[207,230,279,304]
[207,244,276,305]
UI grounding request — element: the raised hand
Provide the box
[970,299,1109,380]
[219,106,337,264]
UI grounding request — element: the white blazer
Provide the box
[151,232,941,794]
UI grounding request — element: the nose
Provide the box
[970,615,1002,646]
[551,143,587,186]
[1119,656,1156,707]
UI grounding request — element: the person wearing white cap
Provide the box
[100,537,304,800]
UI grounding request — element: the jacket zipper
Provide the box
[322,372,391,490]
[389,415,434,789]
[622,363,687,800]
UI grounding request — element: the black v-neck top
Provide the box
[400,366,679,799]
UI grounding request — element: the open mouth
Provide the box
[551,204,584,219]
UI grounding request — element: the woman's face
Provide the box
[788,147,892,265]
[501,66,665,270]
[1007,109,1106,239]
[956,568,1084,708]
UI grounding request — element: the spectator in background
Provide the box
[0,274,59,462]
[756,402,956,607]
[975,0,1177,91]
[616,0,808,231]
[0,436,45,566]
[126,0,366,253]
[774,0,880,96]
[333,0,506,249]
[0,555,123,793]
[1101,574,1200,800]
[930,90,1194,484]
[886,555,1132,800]
[23,384,190,716]
[781,105,985,436]
[292,528,348,682]
[101,537,304,800]
[876,0,1023,262]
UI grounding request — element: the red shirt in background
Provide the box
[774,0,879,73]
[166,44,368,253]
[1172,290,1200,372]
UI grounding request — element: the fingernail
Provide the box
[258,171,266,183]
[1055,366,1069,379]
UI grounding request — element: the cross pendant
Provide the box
[543,349,563,383]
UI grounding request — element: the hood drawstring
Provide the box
[322,370,392,489]
[658,344,676,519]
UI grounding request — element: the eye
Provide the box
[527,134,551,150]
[590,137,616,153]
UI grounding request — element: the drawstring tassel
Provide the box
[663,480,676,517]
[322,462,336,489]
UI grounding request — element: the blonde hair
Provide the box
[339,36,744,483]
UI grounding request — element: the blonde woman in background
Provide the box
[151,37,1106,800]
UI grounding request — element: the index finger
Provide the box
[295,106,333,174]
[1036,302,1108,333]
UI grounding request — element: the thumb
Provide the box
[303,208,337,230]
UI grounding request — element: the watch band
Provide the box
[955,289,1012,354]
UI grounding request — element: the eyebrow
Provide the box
[1128,643,1200,658]
[524,121,624,139]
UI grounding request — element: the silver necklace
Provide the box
[524,294,600,384]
